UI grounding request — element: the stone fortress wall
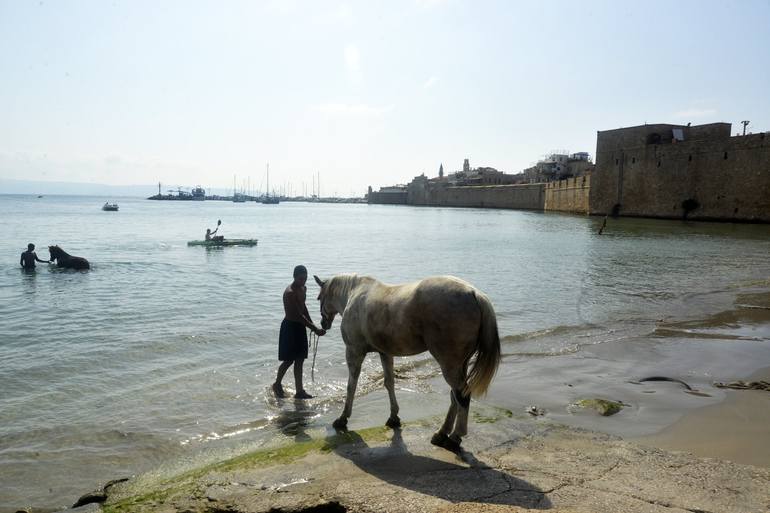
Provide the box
[367,190,408,205]
[544,174,591,214]
[591,123,770,222]
[407,180,545,210]
[369,121,769,222]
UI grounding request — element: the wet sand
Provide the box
[635,366,770,468]
[486,333,770,436]
[485,290,770,470]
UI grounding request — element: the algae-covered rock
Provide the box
[573,398,624,416]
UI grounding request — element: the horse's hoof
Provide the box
[332,418,348,431]
[385,416,401,429]
[431,432,461,453]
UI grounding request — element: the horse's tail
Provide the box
[465,290,501,397]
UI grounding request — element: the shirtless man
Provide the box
[20,243,51,270]
[273,265,326,399]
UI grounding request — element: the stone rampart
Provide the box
[592,126,770,222]
[370,122,768,222]
[407,182,544,210]
[367,191,408,205]
[544,174,591,214]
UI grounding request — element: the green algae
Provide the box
[103,408,520,512]
[103,426,391,513]
[573,398,624,416]
[472,405,514,424]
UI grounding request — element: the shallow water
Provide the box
[1,194,770,510]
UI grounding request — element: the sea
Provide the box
[2,194,770,511]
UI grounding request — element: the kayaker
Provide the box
[273,265,326,399]
[205,226,224,242]
[20,243,51,270]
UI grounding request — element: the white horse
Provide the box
[314,274,501,452]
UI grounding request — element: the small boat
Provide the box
[187,239,258,247]
[102,202,119,211]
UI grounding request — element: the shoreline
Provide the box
[11,364,770,512]
[12,325,770,511]
[10,324,770,512]
[78,405,770,513]
[633,366,770,468]
[42,360,770,513]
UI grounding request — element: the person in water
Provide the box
[20,243,51,270]
[205,226,224,242]
[273,265,326,399]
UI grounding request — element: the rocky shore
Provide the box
[54,404,770,513]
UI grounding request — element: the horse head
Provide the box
[314,275,337,330]
[48,245,60,261]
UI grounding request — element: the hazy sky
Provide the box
[1,0,769,196]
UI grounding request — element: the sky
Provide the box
[1,0,769,197]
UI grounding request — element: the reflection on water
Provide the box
[270,401,319,442]
[1,195,770,509]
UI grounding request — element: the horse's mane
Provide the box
[327,273,361,300]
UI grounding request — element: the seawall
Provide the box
[369,179,592,215]
[367,191,408,205]
[544,174,591,214]
[591,127,770,222]
[407,182,545,210]
[370,121,770,223]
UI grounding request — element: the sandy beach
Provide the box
[635,366,770,468]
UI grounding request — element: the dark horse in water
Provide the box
[49,245,90,270]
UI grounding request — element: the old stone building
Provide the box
[590,122,770,222]
[449,167,522,186]
[524,152,594,183]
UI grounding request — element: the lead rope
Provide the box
[309,331,320,383]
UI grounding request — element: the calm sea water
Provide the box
[2,194,770,510]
